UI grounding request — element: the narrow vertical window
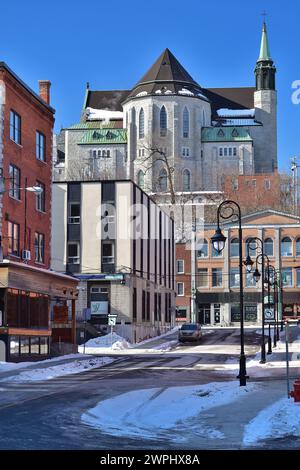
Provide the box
[10,110,21,144]
[139,108,144,138]
[183,169,191,191]
[36,131,46,161]
[183,107,189,138]
[137,170,145,189]
[160,106,167,136]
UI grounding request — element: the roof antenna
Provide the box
[86,81,90,90]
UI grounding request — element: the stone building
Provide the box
[54,22,277,198]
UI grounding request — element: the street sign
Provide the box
[264,308,275,322]
[107,314,117,326]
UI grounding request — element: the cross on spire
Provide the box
[261,10,267,23]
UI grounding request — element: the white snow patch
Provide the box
[136,91,147,97]
[155,89,162,94]
[82,381,257,442]
[4,357,115,383]
[86,107,123,121]
[178,88,194,96]
[78,333,131,354]
[244,397,300,445]
[216,108,255,117]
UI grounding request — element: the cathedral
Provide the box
[54,22,277,201]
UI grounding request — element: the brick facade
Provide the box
[0,63,54,268]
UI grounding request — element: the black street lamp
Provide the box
[211,200,247,386]
[268,265,278,348]
[244,238,268,363]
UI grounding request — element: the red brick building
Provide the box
[176,242,192,322]
[223,173,281,213]
[0,63,77,361]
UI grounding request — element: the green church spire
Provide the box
[258,22,271,62]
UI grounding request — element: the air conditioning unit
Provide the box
[22,250,31,261]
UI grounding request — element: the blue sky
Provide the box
[1,0,299,171]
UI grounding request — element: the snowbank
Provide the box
[3,357,115,383]
[243,397,300,445]
[78,333,131,354]
[82,381,257,442]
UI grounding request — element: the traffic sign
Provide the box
[264,308,275,322]
[107,314,117,326]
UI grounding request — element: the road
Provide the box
[0,327,299,450]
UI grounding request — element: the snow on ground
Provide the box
[0,353,90,373]
[78,328,179,354]
[78,333,131,354]
[243,397,300,446]
[3,356,115,383]
[82,381,257,443]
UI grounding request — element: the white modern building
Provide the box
[51,179,176,342]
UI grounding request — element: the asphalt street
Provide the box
[0,327,299,450]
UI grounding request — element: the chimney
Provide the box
[38,80,51,104]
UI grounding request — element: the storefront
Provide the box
[0,260,78,362]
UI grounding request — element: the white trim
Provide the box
[177,282,184,296]
[177,259,185,274]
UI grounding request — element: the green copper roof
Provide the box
[67,121,123,130]
[201,126,252,142]
[258,22,272,62]
[79,128,127,145]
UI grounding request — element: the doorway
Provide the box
[0,340,6,362]
[198,304,211,324]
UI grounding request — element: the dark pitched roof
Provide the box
[125,48,204,100]
[86,90,130,111]
[204,87,255,115]
[137,48,199,87]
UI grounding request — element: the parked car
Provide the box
[178,323,202,343]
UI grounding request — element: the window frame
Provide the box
[197,239,208,258]
[9,164,21,200]
[34,232,45,264]
[36,131,46,162]
[177,259,184,274]
[36,181,45,213]
[281,237,293,257]
[183,107,189,138]
[212,268,223,288]
[10,110,21,145]
[67,242,80,264]
[8,220,20,257]
[160,106,167,137]
[139,108,145,139]
[197,268,208,288]
[177,282,184,296]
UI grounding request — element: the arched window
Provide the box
[202,110,206,126]
[159,169,168,191]
[230,238,239,257]
[197,239,208,258]
[160,106,167,136]
[245,238,257,258]
[264,238,274,257]
[182,169,191,191]
[183,107,189,138]
[139,108,144,138]
[281,237,292,257]
[137,170,145,189]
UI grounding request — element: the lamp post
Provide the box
[268,265,278,348]
[244,238,268,364]
[211,200,247,386]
